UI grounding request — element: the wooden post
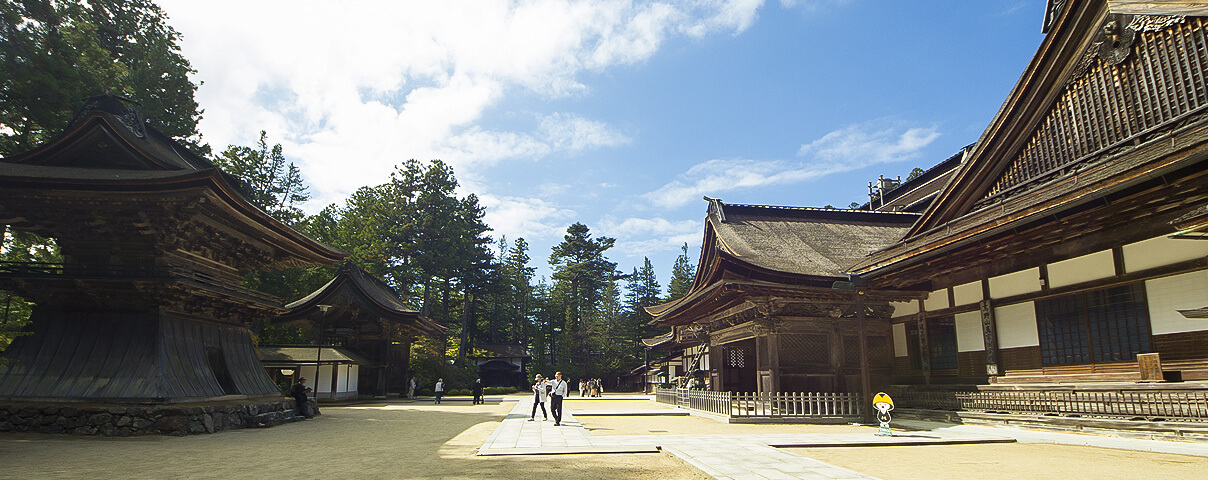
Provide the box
[857,288,872,425]
[980,299,1000,377]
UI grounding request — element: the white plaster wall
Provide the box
[891,301,919,318]
[1124,236,1208,273]
[1048,250,1115,288]
[953,281,983,306]
[299,366,318,391]
[1147,270,1208,335]
[995,302,1040,348]
[925,289,950,311]
[989,268,1042,299]
[347,365,359,393]
[893,323,908,357]
[955,311,986,352]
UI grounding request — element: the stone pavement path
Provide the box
[478,397,1015,480]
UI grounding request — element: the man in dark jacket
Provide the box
[472,378,484,405]
[292,377,313,419]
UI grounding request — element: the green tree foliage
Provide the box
[666,243,696,302]
[0,0,204,156]
[213,131,310,226]
[623,257,662,354]
[0,228,60,357]
[906,167,926,181]
[548,223,618,369]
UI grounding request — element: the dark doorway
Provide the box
[721,339,757,393]
[206,347,239,395]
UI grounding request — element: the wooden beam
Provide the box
[1108,1,1208,15]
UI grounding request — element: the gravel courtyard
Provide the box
[1,394,1205,480]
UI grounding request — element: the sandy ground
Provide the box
[784,443,1208,480]
[2,393,1205,480]
[0,394,703,480]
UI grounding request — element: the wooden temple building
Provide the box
[0,96,346,433]
[650,0,1208,414]
[265,263,445,399]
[470,344,530,388]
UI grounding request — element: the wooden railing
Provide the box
[655,388,863,419]
[889,388,1208,423]
[732,392,863,418]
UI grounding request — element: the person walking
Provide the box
[291,377,313,419]
[579,379,587,397]
[529,374,548,421]
[472,378,484,405]
[549,371,568,426]
[434,378,444,404]
[407,377,417,399]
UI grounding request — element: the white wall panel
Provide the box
[955,311,985,352]
[1048,250,1115,288]
[1124,236,1208,273]
[995,302,1040,348]
[989,268,1041,299]
[953,281,983,306]
[1147,271,1208,335]
[893,323,908,357]
[925,289,950,311]
[891,301,919,318]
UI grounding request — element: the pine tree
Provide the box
[667,243,697,301]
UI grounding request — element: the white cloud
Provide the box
[643,120,939,208]
[158,0,765,215]
[598,216,702,257]
[479,194,577,245]
[539,113,632,152]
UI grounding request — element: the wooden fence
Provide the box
[655,388,863,419]
[889,389,1208,422]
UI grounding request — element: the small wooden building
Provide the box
[471,344,529,388]
[0,96,346,403]
[272,263,445,397]
[258,346,369,401]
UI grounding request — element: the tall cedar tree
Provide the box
[623,257,662,358]
[667,243,697,301]
[548,223,618,369]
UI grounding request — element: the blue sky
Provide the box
[158,0,1048,288]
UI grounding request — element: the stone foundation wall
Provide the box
[0,397,320,436]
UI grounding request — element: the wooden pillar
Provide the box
[766,333,781,393]
[917,298,931,385]
[857,289,872,425]
[330,362,340,400]
[980,299,1000,377]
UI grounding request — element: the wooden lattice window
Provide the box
[927,316,959,371]
[982,17,1208,203]
[780,334,829,365]
[1036,283,1152,365]
[726,346,751,368]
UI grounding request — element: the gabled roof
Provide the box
[704,201,918,279]
[471,344,530,359]
[258,345,372,365]
[905,1,1206,238]
[279,263,446,336]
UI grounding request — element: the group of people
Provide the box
[529,371,569,426]
[578,378,604,397]
[431,378,487,405]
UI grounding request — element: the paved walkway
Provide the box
[478,397,1016,480]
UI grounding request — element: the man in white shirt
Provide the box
[434,378,444,404]
[549,371,569,426]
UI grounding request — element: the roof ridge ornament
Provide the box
[704,196,726,223]
[72,94,148,139]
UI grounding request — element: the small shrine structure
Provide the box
[269,263,445,398]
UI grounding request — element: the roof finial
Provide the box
[703,196,726,223]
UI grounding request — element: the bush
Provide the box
[484,386,518,395]
[418,388,433,396]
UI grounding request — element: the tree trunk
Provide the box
[457,289,470,365]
